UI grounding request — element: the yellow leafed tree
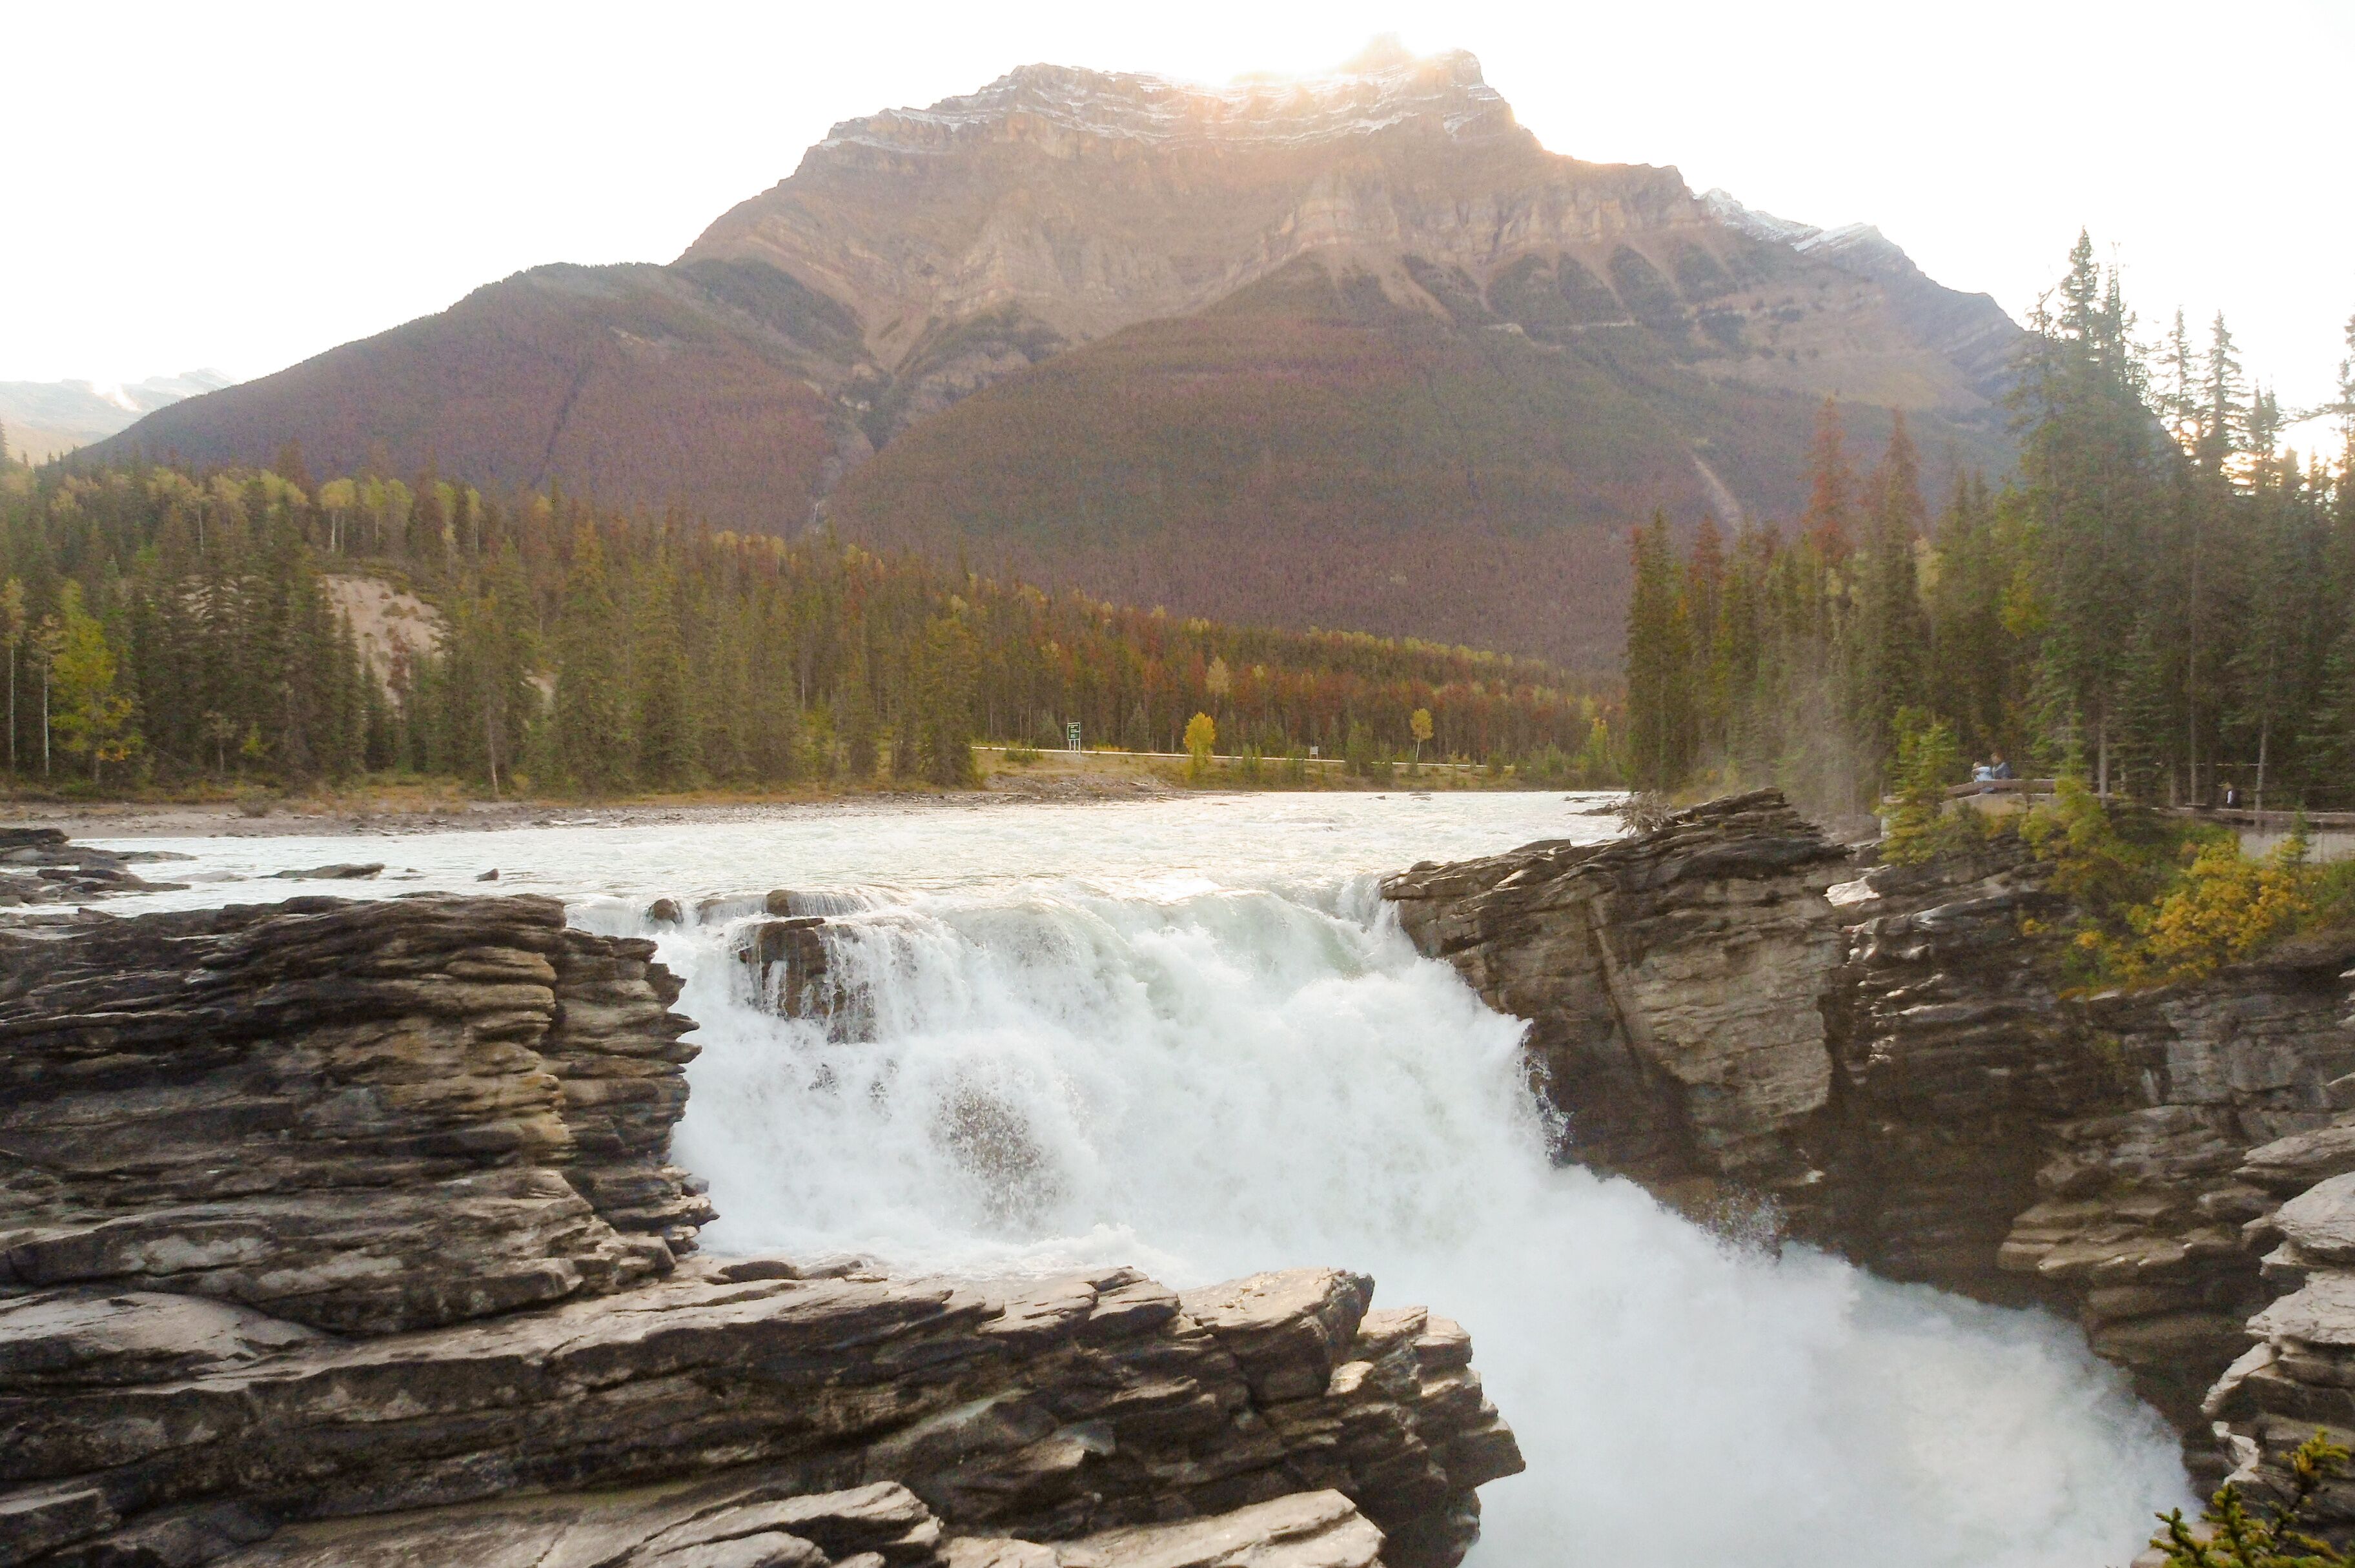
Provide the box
[1184,711,1216,781]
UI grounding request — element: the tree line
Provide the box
[0,454,1616,795]
[1624,234,2355,813]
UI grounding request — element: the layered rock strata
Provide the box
[0,894,1520,1568]
[1384,791,1850,1187]
[1385,793,2355,1490]
[0,893,711,1331]
[218,1481,1383,1568]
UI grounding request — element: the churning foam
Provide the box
[658,877,2191,1568]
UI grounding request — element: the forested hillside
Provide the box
[87,48,2020,668]
[1624,236,2355,813]
[0,454,1613,797]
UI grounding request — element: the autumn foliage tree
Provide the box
[1183,712,1216,781]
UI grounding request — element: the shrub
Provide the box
[1882,709,1986,866]
[2023,783,2321,988]
[2022,778,2182,925]
[2134,832,2314,984]
[2149,1429,2351,1567]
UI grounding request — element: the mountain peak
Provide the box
[1340,34,1418,74]
[810,44,1514,159]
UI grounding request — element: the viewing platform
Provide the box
[1910,780,2355,862]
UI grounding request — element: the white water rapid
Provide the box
[99,795,2192,1565]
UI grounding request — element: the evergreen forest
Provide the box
[1624,236,2355,814]
[0,451,1613,797]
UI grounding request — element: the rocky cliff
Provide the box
[1385,791,2355,1518]
[0,893,1520,1568]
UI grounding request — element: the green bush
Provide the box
[1882,709,1981,866]
[2150,1429,2351,1566]
[2023,783,2326,988]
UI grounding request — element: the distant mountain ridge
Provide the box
[96,45,2023,666]
[4,370,232,462]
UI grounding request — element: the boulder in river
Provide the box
[0,827,186,906]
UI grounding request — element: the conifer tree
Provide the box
[1802,398,1855,563]
[1623,512,1695,789]
[554,522,629,794]
[839,647,879,781]
[1847,414,1930,773]
[2112,618,2173,802]
[914,614,979,786]
[2013,232,2161,795]
[631,553,697,788]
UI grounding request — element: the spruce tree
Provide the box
[839,647,879,781]
[2013,233,2162,795]
[1623,511,1695,789]
[915,614,979,786]
[1801,398,1855,563]
[554,522,629,794]
[1847,413,1930,775]
[631,554,696,788]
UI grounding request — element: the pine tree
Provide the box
[2302,609,2355,811]
[915,614,979,786]
[554,522,629,794]
[631,554,697,788]
[2112,618,2172,802]
[1623,512,1695,789]
[839,647,879,781]
[1847,413,1930,773]
[1802,398,1855,563]
[2013,232,2162,795]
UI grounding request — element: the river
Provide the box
[92,791,2190,1566]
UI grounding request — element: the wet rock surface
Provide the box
[0,893,1520,1568]
[1386,790,2355,1515]
[0,828,187,907]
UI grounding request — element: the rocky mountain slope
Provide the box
[0,890,1521,1568]
[94,45,2021,666]
[1385,794,2355,1529]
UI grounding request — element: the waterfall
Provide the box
[98,795,2194,1565]
[660,878,2189,1568]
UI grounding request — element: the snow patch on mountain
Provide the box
[1702,190,1924,283]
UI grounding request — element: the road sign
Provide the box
[1065,722,1082,750]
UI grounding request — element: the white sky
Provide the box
[8,0,2352,434]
